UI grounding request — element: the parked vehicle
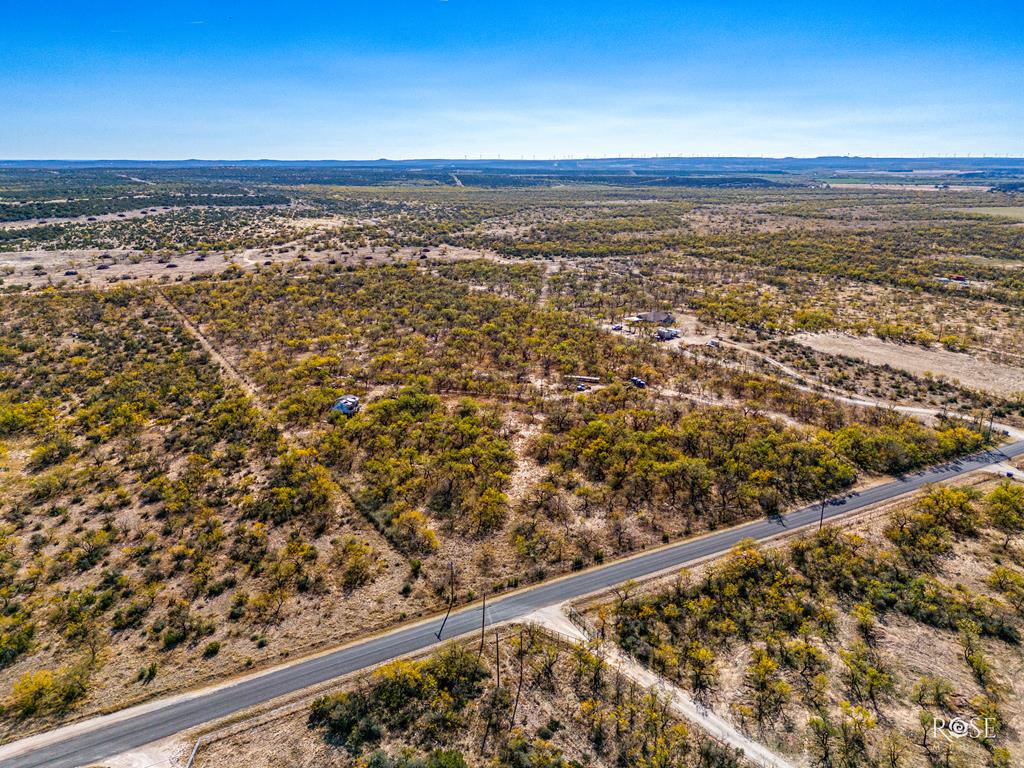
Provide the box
[331,395,361,416]
[655,327,679,341]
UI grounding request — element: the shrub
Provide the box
[0,613,34,669]
[8,663,88,717]
[9,670,55,716]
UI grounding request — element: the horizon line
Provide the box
[3,155,1024,164]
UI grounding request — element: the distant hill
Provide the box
[2,156,1022,173]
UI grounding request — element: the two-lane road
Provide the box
[4,440,1023,768]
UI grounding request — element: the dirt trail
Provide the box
[153,287,408,572]
[661,386,805,429]
[153,289,290,439]
[717,340,1024,440]
[527,606,796,768]
[154,290,260,403]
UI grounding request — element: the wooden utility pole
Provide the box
[495,630,501,689]
[480,629,501,755]
[510,626,525,731]
[435,559,456,640]
[477,594,487,660]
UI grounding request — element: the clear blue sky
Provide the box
[3,0,1022,159]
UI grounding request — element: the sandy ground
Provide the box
[0,203,299,231]
[0,244,487,290]
[0,206,178,230]
[0,247,255,288]
[951,206,1024,221]
[792,332,1024,397]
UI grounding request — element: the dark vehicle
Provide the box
[629,376,647,388]
[576,383,588,392]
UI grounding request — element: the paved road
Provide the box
[5,440,1023,768]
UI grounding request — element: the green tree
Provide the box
[986,481,1024,549]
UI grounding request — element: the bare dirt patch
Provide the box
[951,206,1024,221]
[792,332,1024,397]
[0,206,180,231]
[827,183,990,192]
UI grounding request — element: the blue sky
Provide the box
[2,1,1022,159]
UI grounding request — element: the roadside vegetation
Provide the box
[600,481,1024,767]
[197,630,750,768]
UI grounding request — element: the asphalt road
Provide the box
[5,440,1023,768]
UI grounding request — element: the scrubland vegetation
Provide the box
[195,630,748,768]
[0,262,986,736]
[0,164,1022,760]
[600,481,1024,767]
[0,288,384,734]
[165,265,983,584]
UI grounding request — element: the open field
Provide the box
[792,332,1024,398]
[828,183,991,192]
[953,207,1024,221]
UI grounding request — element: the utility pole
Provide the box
[510,625,525,731]
[819,497,828,531]
[477,594,487,660]
[435,559,456,640]
[479,629,501,755]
